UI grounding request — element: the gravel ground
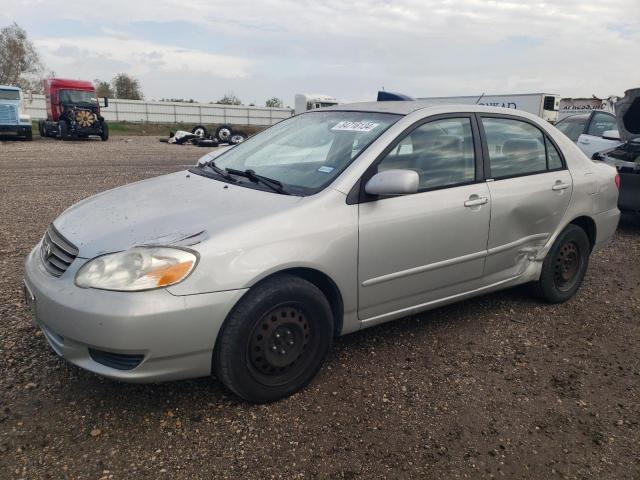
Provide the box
[1,136,639,479]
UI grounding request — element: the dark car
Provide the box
[593,88,640,214]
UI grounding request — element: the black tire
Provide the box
[24,128,32,141]
[229,131,247,145]
[197,139,219,148]
[532,224,590,303]
[38,120,45,137]
[59,121,71,140]
[191,125,209,138]
[100,121,109,141]
[215,124,233,142]
[214,274,333,403]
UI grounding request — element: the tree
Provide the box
[0,22,46,92]
[94,79,114,98]
[112,73,143,100]
[265,97,283,108]
[216,93,242,105]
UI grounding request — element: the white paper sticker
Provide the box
[317,166,335,173]
[331,121,380,132]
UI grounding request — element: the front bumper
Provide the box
[0,124,31,135]
[23,246,247,382]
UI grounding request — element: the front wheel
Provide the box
[532,224,590,303]
[214,274,333,403]
[100,121,109,141]
[59,121,71,140]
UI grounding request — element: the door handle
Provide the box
[552,182,570,191]
[464,196,488,207]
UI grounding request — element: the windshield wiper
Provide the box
[204,161,237,182]
[225,168,290,195]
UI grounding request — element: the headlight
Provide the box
[75,247,197,291]
[20,114,31,122]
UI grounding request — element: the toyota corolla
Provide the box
[24,103,620,403]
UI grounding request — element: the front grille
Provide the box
[88,348,144,370]
[0,104,17,124]
[40,225,79,277]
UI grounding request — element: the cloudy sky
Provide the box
[2,0,639,106]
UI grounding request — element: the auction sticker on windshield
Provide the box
[331,121,380,132]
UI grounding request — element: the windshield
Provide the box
[205,111,401,195]
[555,114,588,141]
[59,89,98,105]
[0,90,20,101]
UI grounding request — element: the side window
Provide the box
[545,137,563,170]
[587,112,617,137]
[378,118,476,190]
[481,118,547,178]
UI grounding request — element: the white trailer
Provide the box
[415,93,562,123]
[294,94,339,115]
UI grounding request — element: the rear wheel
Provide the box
[23,128,32,141]
[532,224,590,303]
[38,120,45,137]
[214,274,333,403]
[229,132,247,144]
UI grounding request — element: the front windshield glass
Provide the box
[0,90,20,100]
[206,111,401,195]
[59,89,98,105]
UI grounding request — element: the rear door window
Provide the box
[481,118,547,178]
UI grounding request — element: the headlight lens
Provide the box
[75,247,197,291]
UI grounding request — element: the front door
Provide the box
[357,116,491,323]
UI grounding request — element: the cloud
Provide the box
[35,37,251,79]
[4,0,639,103]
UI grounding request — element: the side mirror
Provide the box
[365,169,419,196]
[602,129,620,141]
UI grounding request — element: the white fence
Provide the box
[23,94,293,126]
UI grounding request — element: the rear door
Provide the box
[478,115,573,281]
[357,115,491,323]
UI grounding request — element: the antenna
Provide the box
[475,92,485,104]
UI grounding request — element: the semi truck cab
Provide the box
[0,85,32,140]
[40,78,109,141]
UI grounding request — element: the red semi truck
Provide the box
[39,78,109,141]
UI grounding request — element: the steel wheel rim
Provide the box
[230,134,245,144]
[218,128,231,141]
[248,305,312,382]
[553,241,581,291]
[194,128,205,137]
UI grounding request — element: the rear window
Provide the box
[0,90,20,101]
[556,114,589,141]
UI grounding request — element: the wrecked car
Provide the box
[24,103,619,403]
[555,110,620,158]
[593,88,640,214]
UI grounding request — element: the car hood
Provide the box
[54,170,302,258]
[615,88,640,142]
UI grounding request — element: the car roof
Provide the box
[323,100,541,119]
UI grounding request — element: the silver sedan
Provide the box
[24,102,620,402]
